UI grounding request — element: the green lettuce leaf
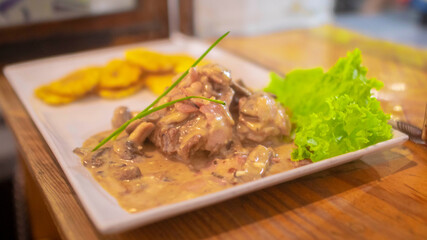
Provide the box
[265,49,392,162]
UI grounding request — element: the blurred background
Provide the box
[0,0,426,239]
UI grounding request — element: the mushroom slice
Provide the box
[81,147,110,168]
[231,80,252,97]
[128,122,155,146]
[111,106,132,129]
[235,145,274,181]
[114,165,142,181]
[125,119,144,135]
[113,139,138,160]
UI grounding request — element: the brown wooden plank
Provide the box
[0,0,169,66]
[21,154,61,240]
[179,0,194,35]
[0,0,169,45]
[0,76,101,240]
[0,26,426,239]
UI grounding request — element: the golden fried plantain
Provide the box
[144,74,176,95]
[96,81,145,99]
[35,86,77,105]
[168,54,197,73]
[34,67,100,105]
[125,48,175,73]
[45,67,100,97]
[99,59,142,89]
[34,48,207,105]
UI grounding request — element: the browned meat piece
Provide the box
[151,109,209,162]
[149,64,235,162]
[111,106,132,129]
[237,92,291,142]
[104,65,290,166]
[199,103,234,152]
[179,134,204,159]
[234,145,275,181]
[175,102,199,113]
[171,65,235,106]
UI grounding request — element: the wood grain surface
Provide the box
[0,25,426,240]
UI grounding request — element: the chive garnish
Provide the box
[92,31,230,151]
[92,96,224,151]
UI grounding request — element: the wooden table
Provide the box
[0,26,426,240]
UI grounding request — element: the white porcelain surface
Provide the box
[3,35,408,234]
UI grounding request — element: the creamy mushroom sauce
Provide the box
[77,130,298,213]
[74,64,311,213]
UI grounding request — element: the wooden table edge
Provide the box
[0,74,101,239]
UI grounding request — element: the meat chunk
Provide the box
[237,92,291,142]
[111,106,132,129]
[199,103,234,152]
[149,64,236,162]
[235,145,274,181]
[103,65,290,167]
[151,111,210,162]
[175,102,199,113]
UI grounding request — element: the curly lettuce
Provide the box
[265,49,392,162]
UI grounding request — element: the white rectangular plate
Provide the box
[3,34,408,234]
